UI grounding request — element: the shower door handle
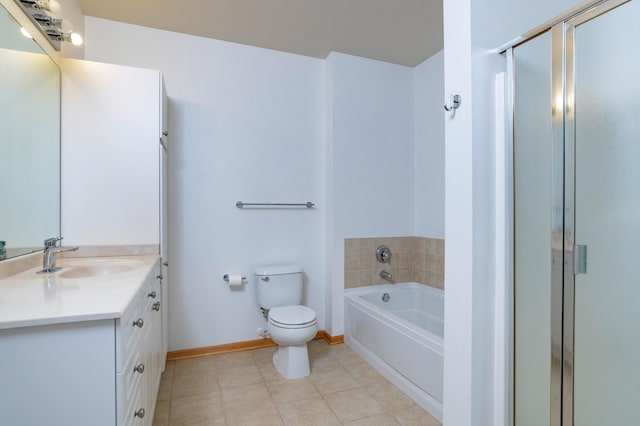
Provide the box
[574,244,587,275]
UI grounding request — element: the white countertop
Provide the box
[0,255,160,330]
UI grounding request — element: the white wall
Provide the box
[84,17,326,351]
[83,17,444,349]
[325,52,415,335]
[414,50,445,238]
[444,0,587,424]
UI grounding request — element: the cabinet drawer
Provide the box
[143,270,161,314]
[123,388,145,426]
[117,294,144,372]
[123,353,144,404]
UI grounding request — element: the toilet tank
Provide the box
[255,264,303,309]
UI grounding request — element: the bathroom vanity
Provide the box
[0,256,164,426]
[0,4,169,425]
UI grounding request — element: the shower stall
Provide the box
[509,0,640,424]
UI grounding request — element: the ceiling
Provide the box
[75,0,443,67]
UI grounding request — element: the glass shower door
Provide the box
[512,30,555,426]
[570,1,640,424]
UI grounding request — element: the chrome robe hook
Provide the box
[444,94,462,112]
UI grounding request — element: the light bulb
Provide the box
[35,0,61,13]
[47,0,61,13]
[70,32,83,46]
[20,27,33,39]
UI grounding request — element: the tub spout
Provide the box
[380,270,393,281]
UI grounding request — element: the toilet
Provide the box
[255,264,317,379]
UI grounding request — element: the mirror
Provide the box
[0,3,60,260]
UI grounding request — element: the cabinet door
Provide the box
[61,58,161,246]
[0,321,116,426]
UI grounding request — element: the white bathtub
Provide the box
[344,282,443,422]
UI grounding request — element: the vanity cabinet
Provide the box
[117,260,163,425]
[0,259,164,426]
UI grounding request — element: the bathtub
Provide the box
[344,282,443,422]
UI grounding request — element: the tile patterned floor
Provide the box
[153,340,442,425]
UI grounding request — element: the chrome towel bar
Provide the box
[235,201,315,209]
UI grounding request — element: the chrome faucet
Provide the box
[38,237,79,274]
[379,270,393,281]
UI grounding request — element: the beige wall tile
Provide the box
[412,268,426,284]
[345,271,360,289]
[358,270,372,287]
[423,254,433,273]
[359,238,374,256]
[345,253,359,272]
[412,237,426,254]
[399,268,413,282]
[397,237,413,253]
[345,238,359,256]
[344,236,445,289]
[425,238,437,255]
[359,252,374,270]
[435,273,445,289]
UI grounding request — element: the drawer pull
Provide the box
[132,318,144,328]
[134,408,145,418]
[147,291,157,299]
[157,274,163,280]
[134,363,145,374]
[152,302,161,312]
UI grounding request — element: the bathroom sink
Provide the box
[58,260,140,279]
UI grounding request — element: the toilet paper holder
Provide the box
[223,274,246,283]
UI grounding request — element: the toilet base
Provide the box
[273,344,311,379]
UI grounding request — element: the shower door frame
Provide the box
[506,0,632,424]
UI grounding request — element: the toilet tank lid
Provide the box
[254,264,303,276]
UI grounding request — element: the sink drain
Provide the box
[382,293,390,302]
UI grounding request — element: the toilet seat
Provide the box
[269,305,317,329]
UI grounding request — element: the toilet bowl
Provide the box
[268,305,318,379]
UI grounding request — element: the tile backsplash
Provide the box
[344,236,444,290]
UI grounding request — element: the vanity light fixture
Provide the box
[20,0,61,12]
[16,0,83,49]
